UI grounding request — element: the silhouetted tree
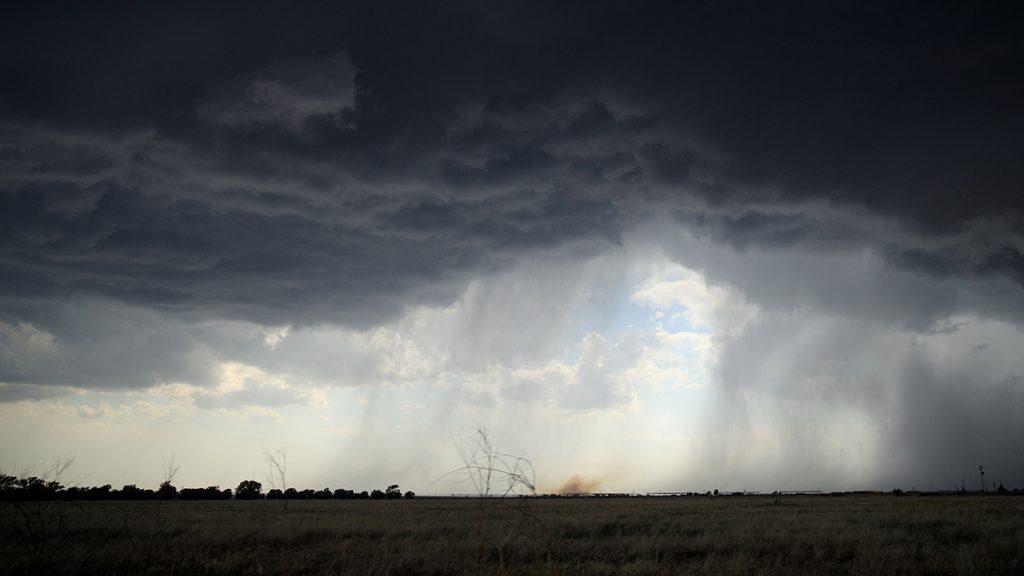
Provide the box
[266,488,284,500]
[235,480,263,500]
[90,485,113,500]
[385,484,402,499]
[120,484,154,500]
[182,486,231,500]
[370,489,386,500]
[333,488,354,499]
[157,481,177,499]
[20,477,51,500]
[404,491,416,499]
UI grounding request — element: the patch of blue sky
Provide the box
[652,305,712,335]
[559,280,713,365]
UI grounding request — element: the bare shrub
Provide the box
[439,425,553,568]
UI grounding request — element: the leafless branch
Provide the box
[262,445,288,491]
[163,453,180,486]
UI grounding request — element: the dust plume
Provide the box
[556,474,602,494]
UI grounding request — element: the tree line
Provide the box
[0,474,414,501]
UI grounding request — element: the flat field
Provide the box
[2,495,1023,575]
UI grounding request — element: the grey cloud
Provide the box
[3,92,663,329]
[659,227,959,331]
[634,142,693,186]
[0,382,77,403]
[656,206,1024,332]
[979,246,1024,285]
[3,2,1021,237]
[5,14,1023,335]
[197,52,356,134]
[0,300,219,391]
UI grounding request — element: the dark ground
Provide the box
[2,494,1023,575]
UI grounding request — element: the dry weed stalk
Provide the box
[263,446,288,490]
[6,455,82,558]
[441,425,555,569]
[455,424,536,497]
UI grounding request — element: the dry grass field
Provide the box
[2,494,1023,575]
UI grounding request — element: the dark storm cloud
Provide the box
[0,300,219,393]
[2,1,1024,388]
[197,52,356,134]
[0,382,76,403]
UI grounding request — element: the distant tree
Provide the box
[298,488,315,499]
[356,490,369,499]
[284,488,298,499]
[333,488,354,499]
[157,481,177,500]
[370,489,386,500]
[181,486,227,500]
[404,491,416,499]
[314,488,332,500]
[385,484,402,499]
[121,484,152,500]
[236,480,263,500]
[90,484,114,500]
[18,477,45,498]
[266,488,284,500]
[64,486,86,500]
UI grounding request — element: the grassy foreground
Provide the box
[2,495,1023,575]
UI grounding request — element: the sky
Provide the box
[2,1,1024,494]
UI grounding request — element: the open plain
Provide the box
[2,494,1022,575]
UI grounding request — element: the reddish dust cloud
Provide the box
[555,474,602,494]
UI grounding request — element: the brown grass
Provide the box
[2,495,1023,575]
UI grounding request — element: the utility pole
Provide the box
[979,465,985,492]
